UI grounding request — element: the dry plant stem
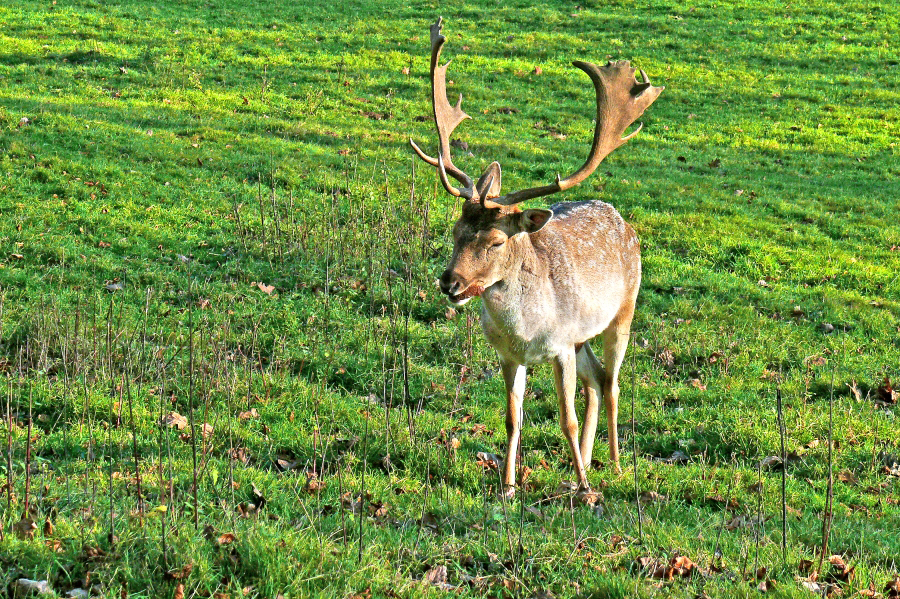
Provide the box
[108,390,116,545]
[816,358,837,577]
[754,460,763,579]
[358,410,369,564]
[188,294,199,529]
[516,404,527,575]
[713,458,737,562]
[495,460,514,556]
[776,381,787,566]
[25,372,33,518]
[6,376,12,515]
[631,338,642,543]
[257,175,267,247]
[125,361,142,514]
[413,439,432,552]
[157,336,168,566]
[337,455,347,546]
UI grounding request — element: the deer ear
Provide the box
[475,162,502,199]
[519,209,553,233]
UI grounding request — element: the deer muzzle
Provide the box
[439,270,485,304]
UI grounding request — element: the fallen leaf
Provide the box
[166,563,193,580]
[826,555,855,583]
[689,378,707,391]
[475,452,501,470]
[238,408,259,420]
[174,583,185,599]
[577,488,602,505]
[655,348,675,370]
[639,490,668,504]
[858,581,877,597]
[877,377,898,404]
[837,470,859,485]
[760,455,784,470]
[14,515,37,539]
[368,501,389,519]
[305,472,326,494]
[424,565,456,590]
[801,580,822,593]
[161,412,188,430]
[16,579,52,595]
[217,533,236,545]
[882,453,900,477]
[662,450,690,464]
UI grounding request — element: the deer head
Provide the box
[410,17,663,305]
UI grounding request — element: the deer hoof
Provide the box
[500,485,516,500]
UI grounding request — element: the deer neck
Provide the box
[481,233,547,318]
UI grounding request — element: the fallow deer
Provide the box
[410,18,663,496]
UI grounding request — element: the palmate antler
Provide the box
[409,17,476,199]
[490,61,664,206]
[410,18,664,208]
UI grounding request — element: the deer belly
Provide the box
[481,301,618,365]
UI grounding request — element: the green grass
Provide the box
[1,0,899,597]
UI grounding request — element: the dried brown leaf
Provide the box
[639,490,668,504]
[238,408,259,420]
[475,451,501,470]
[14,516,37,539]
[166,563,193,580]
[837,470,859,485]
[161,412,188,431]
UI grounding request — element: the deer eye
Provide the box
[490,239,505,248]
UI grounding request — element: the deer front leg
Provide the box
[500,359,526,495]
[552,349,590,491]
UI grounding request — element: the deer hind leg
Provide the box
[500,359,526,494]
[576,343,606,469]
[601,302,636,474]
[552,348,590,490]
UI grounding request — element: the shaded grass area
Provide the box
[1,0,899,597]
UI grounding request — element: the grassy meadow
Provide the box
[1,0,899,597]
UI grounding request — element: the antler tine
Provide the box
[409,17,475,198]
[437,151,463,198]
[492,60,664,206]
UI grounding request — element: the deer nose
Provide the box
[439,270,461,296]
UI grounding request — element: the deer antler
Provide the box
[489,60,664,207]
[409,17,475,199]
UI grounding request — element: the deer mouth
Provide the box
[449,283,485,305]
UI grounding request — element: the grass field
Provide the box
[1,0,899,597]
